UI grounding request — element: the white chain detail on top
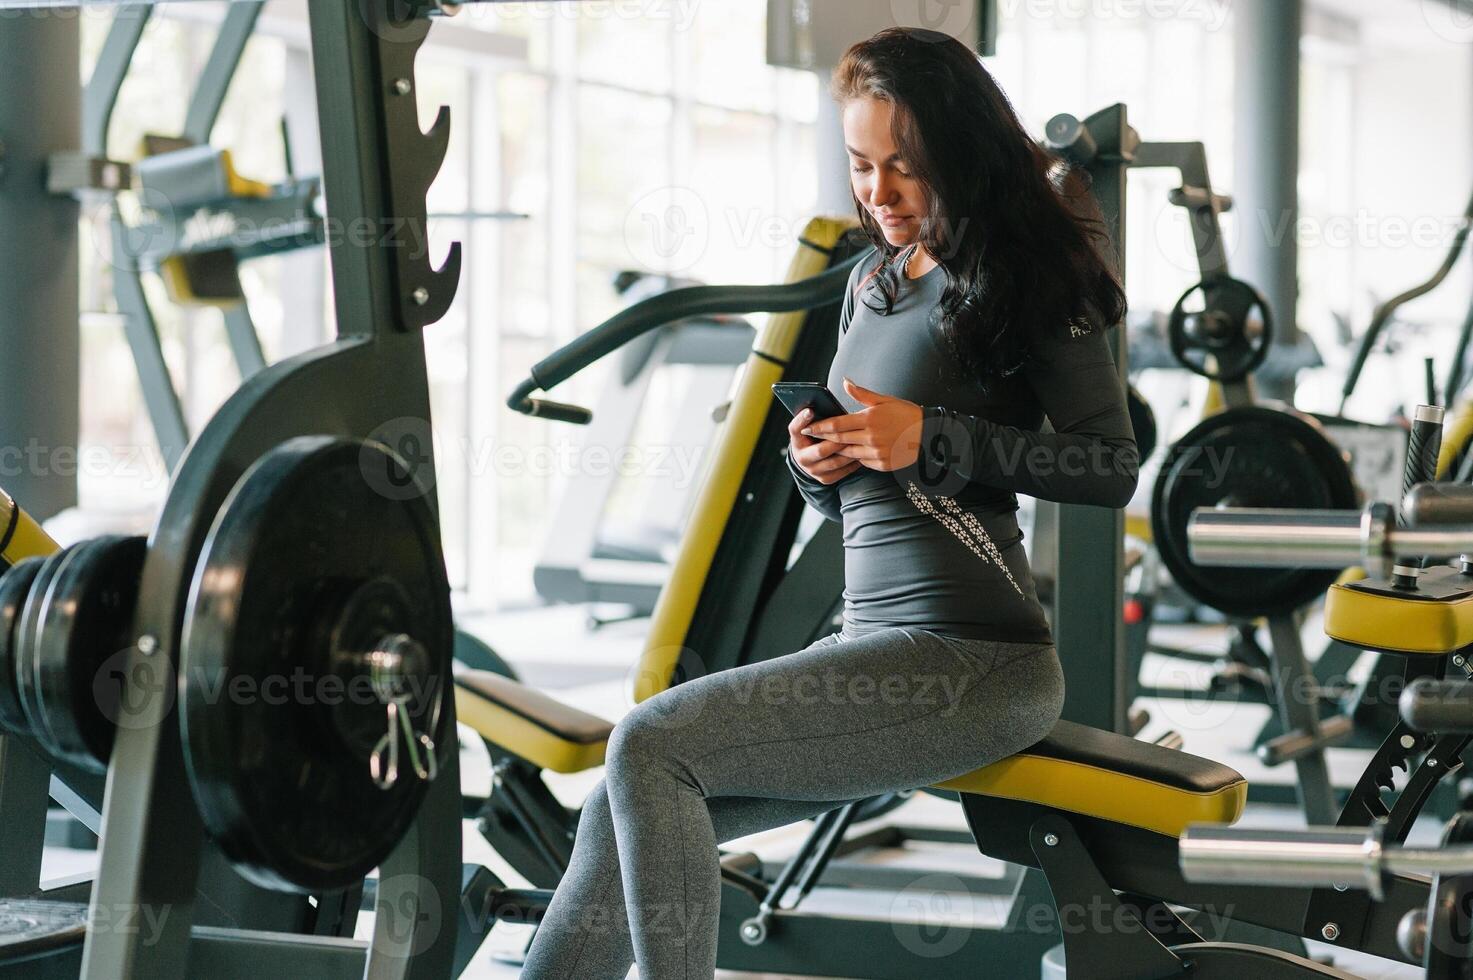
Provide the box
[904,482,1025,597]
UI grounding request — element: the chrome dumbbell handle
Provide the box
[1180,823,1473,901]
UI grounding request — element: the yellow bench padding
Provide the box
[455,687,609,775]
[1324,582,1473,655]
[937,754,1246,838]
[459,676,1247,839]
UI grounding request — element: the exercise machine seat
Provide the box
[937,719,1247,838]
[459,668,1247,838]
[455,670,615,774]
[1324,565,1473,655]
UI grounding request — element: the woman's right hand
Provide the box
[789,409,862,484]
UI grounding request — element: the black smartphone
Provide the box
[772,382,847,421]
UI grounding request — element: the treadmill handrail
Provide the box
[507,250,867,424]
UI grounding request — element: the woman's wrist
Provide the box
[920,406,955,469]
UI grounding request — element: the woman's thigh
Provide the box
[609,626,1064,805]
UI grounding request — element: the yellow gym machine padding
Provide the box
[217,149,274,201]
[633,215,856,704]
[0,489,61,568]
[456,655,1249,837]
[1323,577,1473,655]
[454,669,612,774]
[1437,397,1473,477]
[937,751,1245,838]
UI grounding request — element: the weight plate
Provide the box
[27,536,146,772]
[1167,276,1274,382]
[180,435,452,893]
[1151,406,1357,618]
[1127,385,1157,462]
[0,558,44,735]
[13,546,76,743]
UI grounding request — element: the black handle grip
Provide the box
[521,400,593,425]
[1400,678,1473,734]
[1403,407,1445,502]
[1400,407,1446,571]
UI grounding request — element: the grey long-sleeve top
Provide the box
[785,247,1138,643]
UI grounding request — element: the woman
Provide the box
[521,27,1136,980]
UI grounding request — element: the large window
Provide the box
[73,3,1468,611]
[429,2,824,609]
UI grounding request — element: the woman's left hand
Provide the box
[801,378,924,472]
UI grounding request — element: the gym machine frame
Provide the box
[76,4,321,469]
[0,2,493,976]
[1183,483,1473,974]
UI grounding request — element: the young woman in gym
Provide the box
[521,27,1136,980]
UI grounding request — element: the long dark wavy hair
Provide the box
[832,28,1126,391]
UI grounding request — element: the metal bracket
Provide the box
[1029,814,1189,980]
[372,6,462,331]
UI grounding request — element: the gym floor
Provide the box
[36,604,1434,979]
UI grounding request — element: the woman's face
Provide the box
[843,96,926,247]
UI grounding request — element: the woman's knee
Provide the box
[604,698,695,783]
[577,779,615,833]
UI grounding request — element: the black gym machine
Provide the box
[0,2,547,976]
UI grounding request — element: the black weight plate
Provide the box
[1167,277,1273,383]
[0,558,45,735]
[1127,385,1157,462]
[13,546,77,742]
[180,436,452,894]
[1151,406,1357,618]
[28,536,146,773]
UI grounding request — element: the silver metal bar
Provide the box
[1188,503,1473,570]
[1181,824,1387,897]
[1181,823,1473,901]
[1187,508,1365,567]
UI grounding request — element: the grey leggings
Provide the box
[518,624,1065,980]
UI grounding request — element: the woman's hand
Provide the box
[789,407,863,484]
[801,378,924,473]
